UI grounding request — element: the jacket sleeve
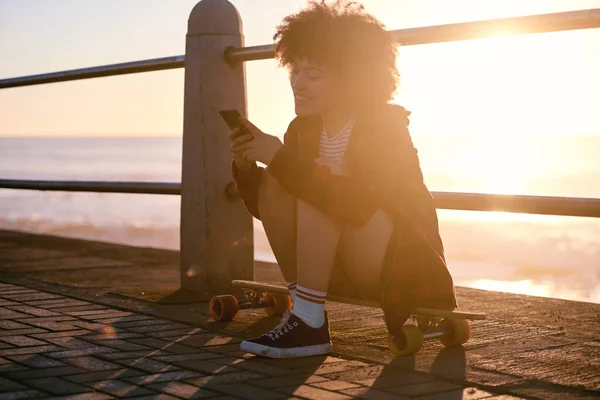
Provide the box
[231,161,264,220]
[267,144,383,227]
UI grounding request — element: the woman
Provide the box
[230,0,457,359]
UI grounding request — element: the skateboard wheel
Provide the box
[388,325,423,356]
[439,318,471,346]
[209,295,238,322]
[263,293,292,316]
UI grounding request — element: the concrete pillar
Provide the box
[180,0,252,296]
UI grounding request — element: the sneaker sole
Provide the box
[240,340,332,359]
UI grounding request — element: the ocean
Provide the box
[1,136,599,303]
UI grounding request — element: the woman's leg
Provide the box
[256,170,297,289]
[338,208,395,300]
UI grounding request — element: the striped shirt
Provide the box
[318,119,354,164]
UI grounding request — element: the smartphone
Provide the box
[219,109,246,131]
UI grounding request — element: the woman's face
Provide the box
[289,58,345,117]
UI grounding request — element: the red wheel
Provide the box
[439,318,471,346]
[209,295,238,322]
[263,293,292,316]
[388,325,423,356]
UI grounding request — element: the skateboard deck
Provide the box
[230,279,486,320]
[209,279,486,356]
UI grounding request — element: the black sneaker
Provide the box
[240,311,332,358]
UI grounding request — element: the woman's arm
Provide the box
[231,161,263,220]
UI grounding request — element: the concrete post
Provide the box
[180,0,252,296]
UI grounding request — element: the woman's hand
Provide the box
[228,127,255,171]
[231,117,283,165]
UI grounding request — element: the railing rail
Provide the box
[1,179,599,219]
[1,9,599,89]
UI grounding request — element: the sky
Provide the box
[0,0,599,137]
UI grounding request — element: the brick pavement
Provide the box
[0,283,526,400]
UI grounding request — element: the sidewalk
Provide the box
[1,230,599,399]
[1,282,520,400]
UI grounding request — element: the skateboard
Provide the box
[209,279,486,356]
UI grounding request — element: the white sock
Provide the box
[293,285,326,328]
[285,281,297,303]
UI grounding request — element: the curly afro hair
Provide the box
[273,0,399,110]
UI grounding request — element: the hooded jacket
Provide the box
[232,104,457,335]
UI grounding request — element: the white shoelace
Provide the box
[264,311,299,341]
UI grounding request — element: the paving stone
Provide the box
[351,372,432,388]
[111,319,173,329]
[124,395,179,400]
[85,380,155,397]
[277,385,352,400]
[0,390,47,400]
[62,309,112,316]
[0,309,31,320]
[123,370,204,385]
[0,342,14,349]
[30,330,92,339]
[113,358,178,373]
[44,337,101,349]
[296,360,370,376]
[64,368,146,383]
[80,339,149,351]
[126,324,192,334]
[3,293,62,302]
[6,366,86,380]
[14,316,76,324]
[192,344,240,354]
[0,301,18,307]
[0,345,62,356]
[261,356,346,369]
[127,338,199,354]
[85,313,136,322]
[339,387,408,400]
[0,377,27,392]
[0,361,29,373]
[5,305,60,317]
[386,381,463,397]
[415,387,498,400]
[41,393,114,400]
[96,350,170,361]
[151,353,224,363]
[146,328,205,339]
[211,358,293,376]
[0,336,48,347]
[41,302,93,310]
[26,299,84,307]
[23,320,79,331]
[24,377,91,395]
[214,383,285,400]
[80,333,144,341]
[184,371,265,388]
[70,322,109,332]
[0,321,29,330]
[0,329,48,338]
[310,380,361,391]
[163,334,239,348]
[62,356,122,372]
[172,360,239,375]
[251,374,330,389]
[8,355,66,368]
[146,382,217,399]
[94,315,154,324]
[45,347,118,359]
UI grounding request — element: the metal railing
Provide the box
[2,9,599,88]
[1,179,599,219]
